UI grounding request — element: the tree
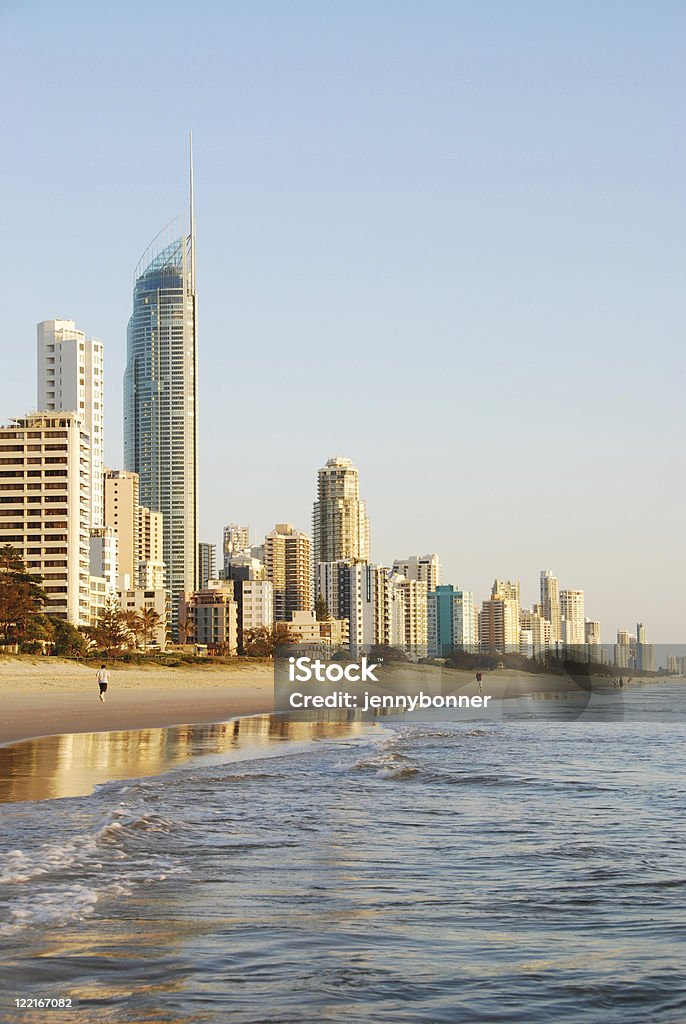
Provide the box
[242,625,297,658]
[0,544,47,644]
[50,618,89,658]
[91,597,128,656]
[314,594,330,621]
[122,609,141,650]
[138,607,162,652]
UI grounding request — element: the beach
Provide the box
[0,655,666,748]
[0,657,274,746]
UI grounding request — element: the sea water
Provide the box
[0,683,685,1023]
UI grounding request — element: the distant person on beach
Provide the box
[97,664,110,702]
[476,671,483,694]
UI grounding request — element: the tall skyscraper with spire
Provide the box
[313,456,370,566]
[123,136,198,633]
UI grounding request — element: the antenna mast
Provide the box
[189,130,196,292]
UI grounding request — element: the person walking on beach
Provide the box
[97,664,110,702]
[476,671,483,694]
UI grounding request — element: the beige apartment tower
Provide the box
[0,413,91,624]
[313,456,370,566]
[264,523,312,622]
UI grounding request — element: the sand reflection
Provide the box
[0,714,368,803]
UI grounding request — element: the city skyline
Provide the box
[1,3,683,639]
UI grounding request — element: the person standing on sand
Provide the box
[96,664,110,702]
[476,671,483,694]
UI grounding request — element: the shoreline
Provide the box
[0,656,675,748]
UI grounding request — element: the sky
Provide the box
[0,0,684,640]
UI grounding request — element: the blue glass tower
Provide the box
[123,143,198,633]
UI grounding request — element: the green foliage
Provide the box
[51,618,89,658]
[0,544,47,644]
[314,595,330,621]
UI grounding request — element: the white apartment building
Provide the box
[117,587,168,650]
[37,319,104,528]
[393,554,441,593]
[540,569,562,644]
[88,527,118,624]
[560,589,585,647]
[0,412,91,624]
[239,578,274,633]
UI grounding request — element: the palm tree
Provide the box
[138,607,162,652]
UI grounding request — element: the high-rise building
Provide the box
[492,580,521,644]
[427,585,477,657]
[540,570,562,644]
[104,469,165,591]
[393,554,441,592]
[37,319,104,527]
[264,523,312,621]
[584,619,601,645]
[560,589,585,647]
[124,142,198,634]
[479,596,519,652]
[237,578,274,635]
[520,607,552,652]
[198,542,216,589]
[313,457,370,566]
[636,622,655,672]
[223,524,250,574]
[0,413,91,624]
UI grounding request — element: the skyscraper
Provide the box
[540,569,562,644]
[264,523,312,621]
[0,413,91,624]
[123,139,198,633]
[37,319,104,528]
[560,589,585,647]
[313,456,370,566]
[393,554,442,592]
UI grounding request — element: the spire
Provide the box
[189,129,196,292]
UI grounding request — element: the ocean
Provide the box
[0,682,685,1023]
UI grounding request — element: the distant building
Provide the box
[198,542,216,589]
[179,579,238,654]
[560,589,585,648]
[313,456,370,566]
[88,527,118,624]
[287,610,349,648]
[393,554,441,593]
[427,586,477,657]
[223,523,250,575]
[235,578,274,636]
[37,319,105,528]
[264,523,312,622]
[0,412,91,625]
[540,570,562,644]
[104,469,166,591]
[636,623,655,672]
[479,595,519,652]
[118,587,168,650]
[520,607,551,653]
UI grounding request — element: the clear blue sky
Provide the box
[1,0,684,640]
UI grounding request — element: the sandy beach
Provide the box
[0,657,274,745]
[0,655,652,747]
